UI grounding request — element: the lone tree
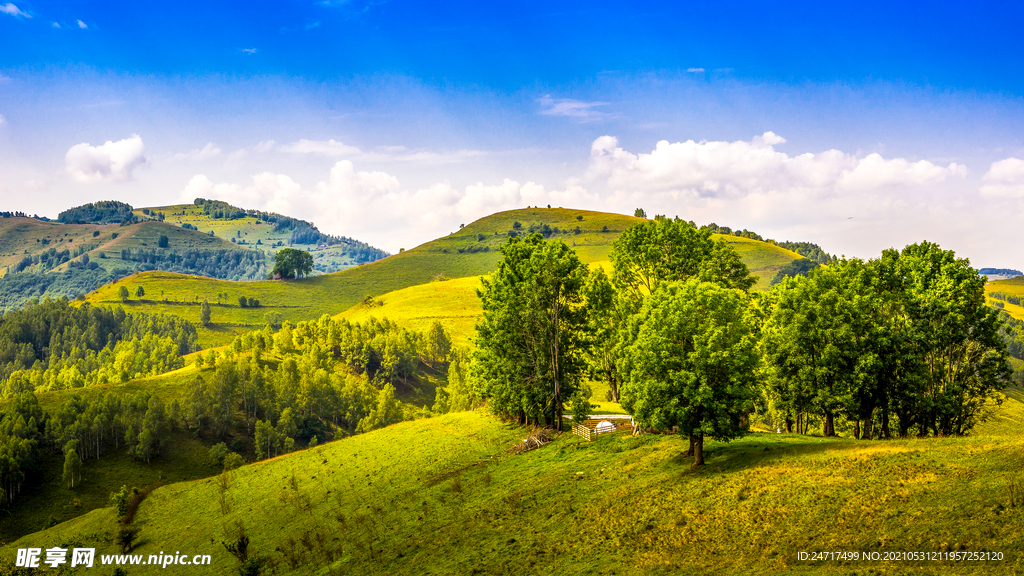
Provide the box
[118,286,130,302]
[135,286,145,298]
[272,248,314,279]
[472,233,590,430]
[619,279,759,468]
[200,300,212,325]
[158,234,169,248]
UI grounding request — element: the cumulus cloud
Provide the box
[980,158,1024,198]
[77,19,87,29]
[173,142,222,161]
[242,48,257,54]
[65,134,147,182]
[537,95,611,121]
[1,3,29,17]
[52,21,59,28]
[587,132,965,198]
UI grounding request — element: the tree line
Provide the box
[57,201,138,225]
[471,217,1012,467]
[0,300,198,398]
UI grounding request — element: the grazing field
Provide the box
[88,209,801,347]
[0,217,242,275]
[335,276,484,347]
[988,276,1024,321]
[7,399,1024,575]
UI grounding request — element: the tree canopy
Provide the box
[472,233,590,430]
[272,248,314,279]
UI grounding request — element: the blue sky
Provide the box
[2,1,1024,266]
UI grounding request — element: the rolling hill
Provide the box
[7,402,1024,575]
[85,208,804,347]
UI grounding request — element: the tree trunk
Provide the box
[862,417,873,440]
[881,410,891,439]
[685,434,695,457]
[784,417,793,434]
[691,435,705,468]
[853,419,860,440]
[823,412,836,437]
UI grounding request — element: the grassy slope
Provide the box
[0,217,245,277]
[988,276,1024,321]
[139,203,376,272]
[8,403,1024,575]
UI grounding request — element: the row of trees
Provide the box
[472,218,1013,467]
[0,300,198,397]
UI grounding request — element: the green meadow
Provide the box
[7,401,1024,575]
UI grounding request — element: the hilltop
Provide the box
[86,208,803,347]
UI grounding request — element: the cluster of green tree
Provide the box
[0,300,198,397]
[990,292,1023,307]
[763,245,1009,440]
[181,314,455,459]
[52,391,174,477]
[117,247,267,281]
[980,268,1022,277]
[139,209,166,221]
[505,221,584,240]
[0,211,50,220]
[0,268,128,311]
[472,217,1011,467]
[191,198,388,263]
[12,246,99,275]
[698,222,834,264]
[769,257,819,285]
[0,393,44,505]
[237,296,261,308]
[57,201,138,225]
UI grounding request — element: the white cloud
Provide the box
[1,3,29,17]
[242,48,257,54]
[537,95,610,121]
[980,157,1024,198]
[686,67,705,73]
[52,21,59,28]
[65,134,147,182]
[173,142,222,161]
[587,132,964,197]
[280,138,362,156]
[77,19,87,29]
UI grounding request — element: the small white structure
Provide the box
[594,420,616,434]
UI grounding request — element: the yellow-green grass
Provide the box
[9,405,1024,575]
[92,209,801,347]
[988,276,1024,321]
[138,203,372,271]
[335,276,483,347]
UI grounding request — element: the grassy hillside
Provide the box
[8,400,1024,575]
[139,203,384,273]
[0,217,243,275]
[988,276,1024,321]
[336,276,483,347]
[86,208,802,347]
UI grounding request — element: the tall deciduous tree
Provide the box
[472,233,589,430]
[272,248,314,279]
[619,279,759,467]
[610,217,755,303]
[200,300,212,325]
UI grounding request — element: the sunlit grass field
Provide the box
[8,402,1024,575]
